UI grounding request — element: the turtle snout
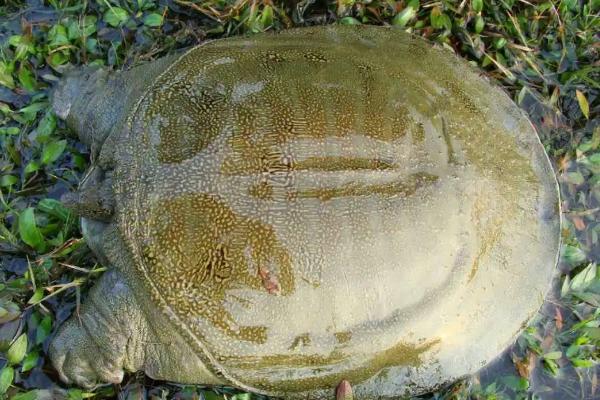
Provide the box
[51,67,95,120]
[51,67,108,139]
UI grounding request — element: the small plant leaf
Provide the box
[543,351,562,360]
[143,13,163,27]
[36,112,57,140]
[38,198,72,222]
[18,65,37,92]
[7,333,28,365]
[0,61,15,89]
[104,7,129,27]
[0,175,18,187]
[260,5,273,28]
[27,288,44,305]
[12,390,38,400]
[339,17,361,25]
[0,366,14,394]
[36,315,52,345]
[18,208,46,252]
[24,161,40,175]
[576,90,590,119]
[21,351,39,373]
[474,15,485,33]
[41,139,67,165]
[562,245,587,267]
[430,8,452,31]
[570,263,597,292]
[393,6,417,27]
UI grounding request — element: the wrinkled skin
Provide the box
[50,26,560,399]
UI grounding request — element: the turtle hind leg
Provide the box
[49,269,148,387]
[50,267,227,388]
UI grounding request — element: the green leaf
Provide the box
[231,394,251,400]
[143,13,163,27]
[48,24,70,48]
[0,301,19,325]
[583,327,600,340]
[494,37,507,49]
[7,333,28,365]
[500,375,529,391]
[27,288,44,305]
[393,6,417,27]
[37,112,57,140]
[474,15,485,33]
[561,274,571,297]
[259,5,273,29]
[85,38,98,54]
[543,351,562,360]
[19,102,47,122]
[38,198,72,221]
[572,358,594,368]
[21,351,39,372]
[48,52,70,68]
[201,392,225,400]
[576,90,590,119]
[0,126,19,135]
[587,153,600,165]
[572,291,600,307]
[0,366,14,394]
[104,7,129,27]
[82,15,98,37]
[24,161,40,175]
[570,263,597,292]
[339,17,361,25]
[472,0,484,12]
[18,208,46,252]
[12,391,38,400]
[407,0,420,8]
[0,61,15,89]
[9,35,35,60]
[18,65,37,92]
[41,139,67,164]
[67,389,84,400]
[542,357,559,375]
[12,390,38,400]
[35,315,52,345]
[0,175,18,187]
[562,245,587,266]
[430,8,452,30]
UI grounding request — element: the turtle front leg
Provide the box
[49,269,147,387]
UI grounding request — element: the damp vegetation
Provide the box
[0,0,598,399]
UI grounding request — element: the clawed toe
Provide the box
[50,319,125,388]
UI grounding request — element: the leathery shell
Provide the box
[107,25,560,398]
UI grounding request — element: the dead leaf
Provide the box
[573,216,586,231]
[555,307,563,330]
[576,90,590,119]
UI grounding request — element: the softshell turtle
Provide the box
[49,25,560,399]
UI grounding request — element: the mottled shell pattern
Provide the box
[100,25,559,398]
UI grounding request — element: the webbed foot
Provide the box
[49,270,147,388]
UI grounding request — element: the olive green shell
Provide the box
[106,25,560,398]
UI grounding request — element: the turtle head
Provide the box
[51,66,116,150]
